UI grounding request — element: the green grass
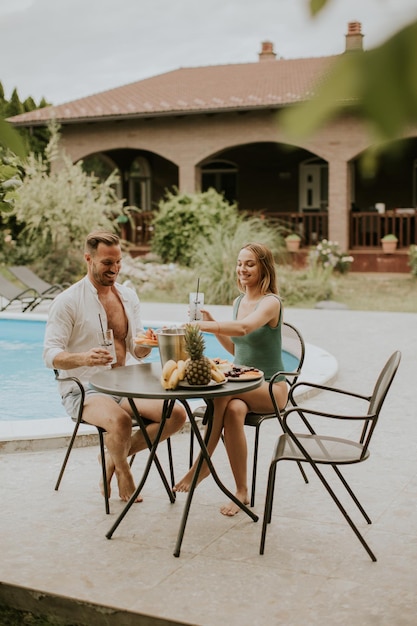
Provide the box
[326,273,417,312]
[2,265,416,312]
[139,272,417,313]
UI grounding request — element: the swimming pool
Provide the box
[0,318,299,421]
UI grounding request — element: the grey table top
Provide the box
[89,362,263,400]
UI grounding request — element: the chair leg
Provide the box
[250,425,261,507]
[98,429,110,515]
[332,465,372,524]
[166,437,175,488]
[260,460,278,554]
[54,421,81,491]
[189,429,194,469]
[309,462,376,562]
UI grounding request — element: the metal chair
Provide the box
[54,370,111,514]
[259,350,401,562]
[189,321,306,507]
[244,321,305,506]
[54,370,175,514]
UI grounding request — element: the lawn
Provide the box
[324,272,417,312]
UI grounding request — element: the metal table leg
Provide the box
[173,400,258,557]
[106,399,175,540]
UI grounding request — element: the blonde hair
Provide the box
[237,242,279,295]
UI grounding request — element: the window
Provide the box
[201,160,237,203]
[128,157,151,211]
[299,158,328,211]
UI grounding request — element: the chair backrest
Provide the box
[10,266,53,294]
[361,350,401,452]
[368,351,401,417]
[0,275,25,300]
[282,321,305,382]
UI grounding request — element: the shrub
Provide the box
[188,211,286,304]
[278,265,333,306]
[309,239,354,275]
[409,244,417,278]
[9,122,124,284]
[151,188,239,266]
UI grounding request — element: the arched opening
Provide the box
[201,159,238,204]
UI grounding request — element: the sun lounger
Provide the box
[0,275,39,312]
[8,266,68,298]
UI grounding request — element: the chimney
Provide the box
[345,21,364,51]
[258,41,277,61]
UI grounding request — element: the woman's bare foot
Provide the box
[174,465,210,493]
[99,452,114,499]
[220,489,249,516]
[115,465,143,503]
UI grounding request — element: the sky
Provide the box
[1,0,417,106]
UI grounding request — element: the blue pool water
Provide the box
[0,318,297,421]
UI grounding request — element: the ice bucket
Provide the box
[156,328,187,367]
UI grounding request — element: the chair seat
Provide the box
[245,411,274,427]
[276,433,369,465]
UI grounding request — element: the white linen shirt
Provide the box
[43,276,145,396]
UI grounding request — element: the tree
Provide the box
[9,122,126,283]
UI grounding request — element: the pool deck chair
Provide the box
[9,266,68,309]
[0,274,39,312]
[260,350,401,562]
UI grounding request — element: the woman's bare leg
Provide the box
[220,398,250,516]
[174,397,230,492]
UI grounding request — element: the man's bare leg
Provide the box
[83,396,140,502]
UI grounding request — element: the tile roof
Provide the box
[9,56,338,126]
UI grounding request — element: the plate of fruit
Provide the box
[225,365,264,382]
[134,328,159,348]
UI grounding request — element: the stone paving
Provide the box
[1,305,416,625]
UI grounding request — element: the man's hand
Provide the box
[84,347,115,366]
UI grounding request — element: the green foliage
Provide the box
[0,149,24,215]
[0,119,26,158]
[151,188,239,266]
[284,6,417,146]
[278,265,333,306]
[409,245,417,278]
[309,239,354,275]
[0,82,51,157]
[188,212,286,304]
[8,122,125,284]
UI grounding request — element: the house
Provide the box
[9,22,417,271]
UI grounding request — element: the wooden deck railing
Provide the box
[260,212,329,247]
[350,211,417,249]
[129,209,416,250]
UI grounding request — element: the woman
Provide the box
[174,242,288,515]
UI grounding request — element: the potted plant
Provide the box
[285,233,301,252]
[381,234,398,253]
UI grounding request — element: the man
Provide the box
[43,230,185,502]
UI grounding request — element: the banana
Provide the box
[211,367,226,383]
[176,359,186,381]
[167,367,180,390]
[162,359,177,381]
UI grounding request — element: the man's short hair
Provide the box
[85,231,120,254]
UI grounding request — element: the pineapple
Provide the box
[184,324,212,385]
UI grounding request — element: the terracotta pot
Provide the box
[286,239,301,252]
[381,240,397,254]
